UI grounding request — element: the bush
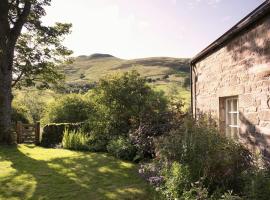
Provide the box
[11,105,29,124]
[162,74,169,79]
[41,123,83,147]
[162,162,191,199]
[107,137,137,161]
[181,182,209,200]
[86,132,109,152]
[85,71,168,156]
[13,91,46,123]
[62,129,89,151]
[243,168,270,200]
[42,94,91,124]
[155,115,253,195]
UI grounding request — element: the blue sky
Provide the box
[43,0,265,59]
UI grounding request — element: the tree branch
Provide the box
[7,0,31,70]
[9,0,31,45]
[12,70,24,87]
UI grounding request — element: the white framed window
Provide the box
[225,97,239,139]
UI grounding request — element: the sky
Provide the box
[43,0,265,59]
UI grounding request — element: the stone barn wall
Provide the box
[192,13,270,157]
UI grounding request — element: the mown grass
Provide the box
[0,145,159,200]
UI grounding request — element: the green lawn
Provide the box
[0,145,158,200]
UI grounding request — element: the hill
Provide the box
[62,55,191,103]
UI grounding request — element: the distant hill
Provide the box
[61,54,191,103]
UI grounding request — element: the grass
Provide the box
[13,56,191,108]
[63,56,190,83]
[0,144,159,200]
[63,55,191,104]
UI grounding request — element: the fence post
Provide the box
[16,121,22,144]
[35,122,40,145]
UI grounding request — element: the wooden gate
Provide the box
[16,122,40,144]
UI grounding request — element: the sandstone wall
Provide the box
[192,14,270,157]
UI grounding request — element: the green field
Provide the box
[63,54,190,83]
[13,54,191,116]
[0,145,159,200]
[62,54,191,103]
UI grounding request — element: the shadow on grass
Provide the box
[0,145,158,200]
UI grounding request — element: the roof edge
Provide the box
[190,0,270,65]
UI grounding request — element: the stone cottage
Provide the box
[190,1,270,157]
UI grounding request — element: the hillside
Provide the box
[62,54,191,102]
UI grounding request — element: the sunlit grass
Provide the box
[0,145,159,200]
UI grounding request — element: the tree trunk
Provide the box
[0,56,14,144]
[0,0,31,144]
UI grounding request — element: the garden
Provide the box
[2,71,269,200]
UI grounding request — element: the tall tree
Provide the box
[0,0,72,144]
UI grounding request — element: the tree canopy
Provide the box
[0,0,72,143]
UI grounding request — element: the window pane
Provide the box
[227,100,232,112]
[232,113,237,126]
[227,112,231,125]
[233,99,237,112]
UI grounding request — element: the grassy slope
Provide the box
[0,145,158,200]
[62,55,191,103]
[13,55,191,111]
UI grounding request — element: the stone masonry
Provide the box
[191,13,270,157]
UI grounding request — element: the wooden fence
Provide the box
[16,122,40,145]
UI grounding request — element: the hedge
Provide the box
[40,123,83,147]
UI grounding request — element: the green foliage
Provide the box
[243,168,270,200]
[181,183,209,200]
[11,105,29,124]
[162,162,191,199]
[219,191,243,200]
[62,129,89,151]
[14,21,73,89]
[155,115,253,196]
[87,71,168,146]
[41,122,83,147]
[42,94,91,124]
[86,132,109,152]
[13,91,46,123]
[107,137,137,161]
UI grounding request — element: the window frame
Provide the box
[225,97,239,138]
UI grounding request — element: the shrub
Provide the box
[162,74,169,79]
[62,129,89,151]
[107,137,137,161]
[86,132,109,152]
[162,162,191,199]
[41,123,83,147]
[181,182,209,200]
[155,115,253,195]
[42,94,91,124]
[219,191,243,200]
[11,105,29,124]
[243,168,270,200]
[85,71,168,155]
[129,98,185,159]
[13,91,47,123]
